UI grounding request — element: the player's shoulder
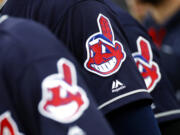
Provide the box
[0,15,61,51]
[0,15,47,39]
[0,15,37,30]
[0,15,48,33]
[0,15,68,65]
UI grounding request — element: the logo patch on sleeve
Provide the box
[132,36,161,92]
[38,58,89,124]
[0,111,22,135]
[84,14,126,77]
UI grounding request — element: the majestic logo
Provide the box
[84,14,126,77]
[0,111,22,135]
[151,103,156,110]
[38,58,89,123]
[68,126,86,135]
[112,80,126,93]
[132,36,161,92]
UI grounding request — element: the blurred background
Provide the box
[112,0,128,10]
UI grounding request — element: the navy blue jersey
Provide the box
[0,15,115,135]
[2,0,152,115]
[144,11,180,93]
[0,69,24,135]
[100,0,180,123]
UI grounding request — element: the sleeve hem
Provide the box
[98,89,152,114]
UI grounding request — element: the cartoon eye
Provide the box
[90,50,95,58]
[102,44,110,54]
[138,64,147,73]
[138,64,144,73]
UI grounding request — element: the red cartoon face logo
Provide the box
[84,14,126,77]
[133,36,161,92]
[38,58,89,123]
[0,111,22,135]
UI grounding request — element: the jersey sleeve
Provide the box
[117,12,180,123]
[55,0,152,114]
[0,76,24,135]
[18,56,115,135]
[1,17,114,135]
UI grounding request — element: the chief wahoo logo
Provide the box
[133,36,161,92]
[0,111,23,135]
[39,58,89,123]
[84,14,126,77]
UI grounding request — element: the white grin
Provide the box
[91,57,117,73]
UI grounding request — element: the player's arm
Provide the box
[55,1,161,134]
[2,18,114,135]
